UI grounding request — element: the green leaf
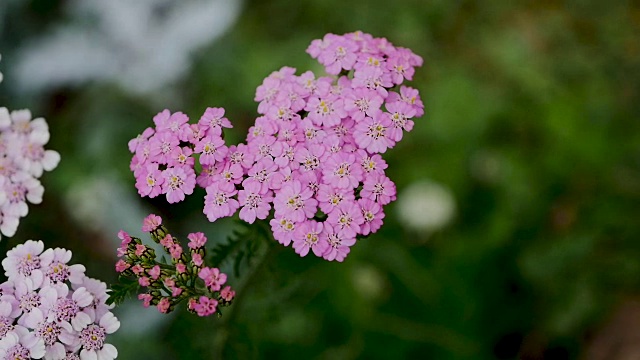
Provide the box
[106,276,141,306]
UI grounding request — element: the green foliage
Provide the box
[210,219,272,277]
[106,276,140,307]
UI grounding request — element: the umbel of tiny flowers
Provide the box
[111,214,235,317]
[128,31,424,262]
[0,240,120,360]
[0,53,61,241]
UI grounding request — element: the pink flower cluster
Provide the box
[0,108,60,240]
[128,31,423,262]
[0,240,119,360]
[116,214,235,317]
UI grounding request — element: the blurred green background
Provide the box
[1,0,639,359]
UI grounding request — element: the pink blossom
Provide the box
[192,253,204,267]
[176,263,186,273]
[198,107,232,131]
[194,296,218,317]
[187,232,207,249]
[128,127,154,153]
[142,214,162,232]
[343,87,383,122]
[160,234,174,248]
[162,166,196,203]
[270,217,298,246]
[387,86,424,117]
[195,133,228,166]
[273,180,317,222]
[138,294,152,308]
[321,151,362,189]
[238,182,273,224]
[305,96,346,127]
[115,260,129,273]
[169,244,183,260]
[148,265,161,280]
[327,200,364,237]
[361,173,396,205]
[198,267,227,292]
[385,101,416,142]
[358,198,385,235]
[321,223,356,262]
[220,286,235,302]
[353,110,394,153]
[317,184,355,215]
[157,298,170,313]
[204,181,239,222]
[292,220,326,257]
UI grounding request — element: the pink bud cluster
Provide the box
[128,31,424,262]
[0,109,60,241]
[0,240,119,360]
[116,214,235,317]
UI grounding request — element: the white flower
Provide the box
[0,325,46,359]
[15,0,241,95]
[78,312,120,360]
[396,180,456,233]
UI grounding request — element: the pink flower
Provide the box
[157,298,170,313]
[316,184,355,215]
[131,265,144,275]
[273,180,317,222]
[361,173,396,205]
[187,232,207,249]
[318,37,358,75]
[321,151,362,189]
[356,150,388,175]
[220,286,235,302]
[169,244,183,260]
[134,244,146,256]
[138,293,152,308]
[115,260,129,273]
[204,181,239,222]
[148,265,161,280]
[128,127,154,153]
[385,101,416,142]
[167,146,195,168]
[149,130,180,164]
[358,198,385,235]
[270,217,298,246]
[116,230,132,257]
[343,87,383,122]
[142,214,162,232]
[238,182,273,224]
[192,253,204,267]
[327,200,364,237]
[387,86,424,117]
[198,107,232,131]
[198,267,227,292]
[353,110,394,154]
[292,220,326,257]
[321,223,356,262]
[162,166,196,203]
[195,133,228,166]
[194,296,218,317]
[305,96,346,127]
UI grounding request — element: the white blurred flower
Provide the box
[14,0,241,94]
[396,180,456,233]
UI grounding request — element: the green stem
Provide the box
[211,228,281,358]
